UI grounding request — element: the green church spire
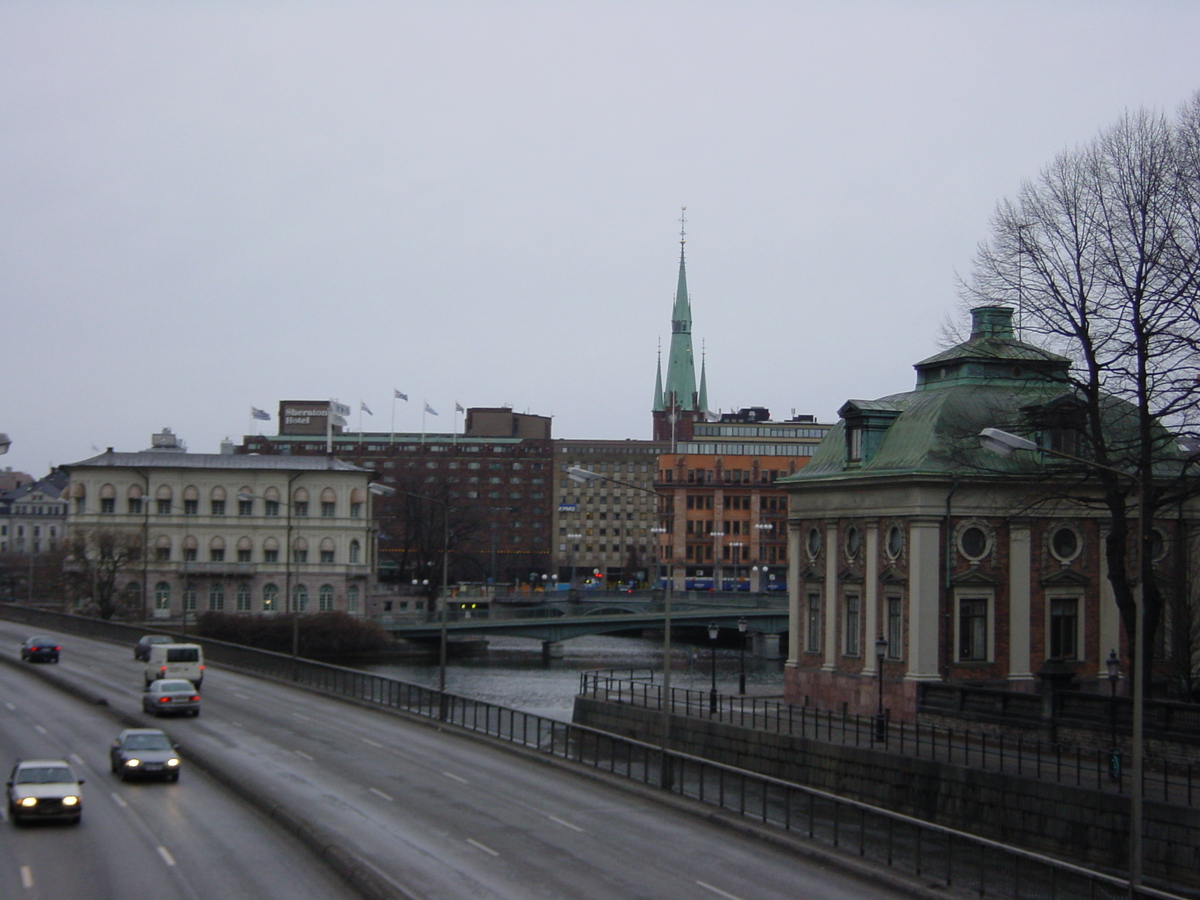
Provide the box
[662,209,698,413]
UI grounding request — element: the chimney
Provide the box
[970,306,1015,341]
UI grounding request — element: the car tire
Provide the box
[169,772,179,782]
[71,815,81,825]
[191,709,200,717]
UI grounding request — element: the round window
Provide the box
[1050,526,1080,562]
[845,525,861,558]
[886,525,903,559]
[1149,528,1167,562]
[959,525,989,560]
[807,527,821,558]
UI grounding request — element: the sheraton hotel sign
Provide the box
[278,400,349,436]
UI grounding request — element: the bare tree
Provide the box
[64,528,144,620]
[962,94,1200,691]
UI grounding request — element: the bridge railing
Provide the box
[0,604,1184,900]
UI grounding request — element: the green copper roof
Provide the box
[661,238,699,412]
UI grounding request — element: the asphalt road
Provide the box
[0,621,928,900]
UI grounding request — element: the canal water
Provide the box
[359,634,786,722]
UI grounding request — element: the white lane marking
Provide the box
[441,771,469,784]
[696,882,743,900]
[232,692,250,700]
[466,838,498,857]
[547,815,584,832]
[110,793,128,808]
[157,846,177,867]
[4,702,15,711]
[291,712,312,721]
[360,737,383,749]
[33,725,47,735]
[69,753,85,766]
[294,750,314,761]
[20,866,33,888]
[368,787,393,802]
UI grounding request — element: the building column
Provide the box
[864,521,880,675]
[1008,519,1034,684]
[823,522,839,672]
[786,521,802,666]
[906,516,942,680]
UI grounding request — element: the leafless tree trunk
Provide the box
[963,94,1200,691]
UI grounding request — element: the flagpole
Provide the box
[390,397,395,445]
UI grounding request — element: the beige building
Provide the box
[64,431,378,619]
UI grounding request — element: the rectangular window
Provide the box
[157,499,171,515]
[1049,597,1079,660]
[293,549,308,564]
[265,500,280,517]
[263,548,279,563]
[238,499,254,516]
[350,502,362,518]
[959,598,989,661]
[210,548,225,562]
[806,593,822,652]
[128,498,144,514]
[321,502,335,517]
[184,547,197,562]
[211,500,226,515]
[294,502,309,517]
[320,549,335,563]
[156,547,171,561]
[184,499,198,515]
[886,596,903,659]
[844,593,860,656]
[237,548,252,562]
[100,498,115,514]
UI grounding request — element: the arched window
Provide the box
[319,584,334,611]
[183,485,200,515]
[209,536,225,562]
[154,582,171,610]
[208,582,224,611]
[263,583,278,611]
[320,487,337,518]
[210,485,227,516]
[319,537,335,564]
[346,584,359,614]
[155,535,172,562]
[292,584,308,612]
[237,536,253,562]
[236,583,252,611]
[348,540,361,564]
[292,537,308,564]
[99,483,116,514]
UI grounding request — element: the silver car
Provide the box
[6,759,83,824]
[110,729,181,781]
[142,679,200,717]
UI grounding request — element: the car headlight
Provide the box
[18,797,38,807]
[62,796,79,806]
[166,758,180,767]
[125,758,141,767]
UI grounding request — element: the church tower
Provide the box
[653,210,708,444]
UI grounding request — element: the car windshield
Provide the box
[124,734,172,750]
[16,767,73,784]
[156,681,193,692]
[27,637,54,644]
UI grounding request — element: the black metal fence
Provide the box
[0,605,1189,900]
[579,671,1198,807]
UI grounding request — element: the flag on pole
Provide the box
[394,389,408,401]
[455,402,465,413]
[424,402,438,416]
[251,407,270,421]
[360,402,373,415]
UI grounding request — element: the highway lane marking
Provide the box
[110,793,128,808]
[368,787,393,802]
[360,737,383,749]
[294,750,314,761]
[33,725,47,735]
[547,815,584,832]
[157,846,177,867]
[291,712,313,721]
[696,881,743,900]
[69,753,85,766]
[466,838,499,857]
[441,771,469,784]
[4,702,15,711]
[20,866,33,888]
[232,692,250,700]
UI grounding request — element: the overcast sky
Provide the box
[3,1,1199,477]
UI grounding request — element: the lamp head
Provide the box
[707,622,719,641]
[738,616,747,634]
[979,427,1038,457]
[1106,648,1121,681]
[875,635,888,660]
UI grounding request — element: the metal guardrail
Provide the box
[578,672,1199,808]
[0,605,1189,900]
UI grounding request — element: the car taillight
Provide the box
[199,664,205,670]
[159,666,167,675]
[53,645,61,651]
[158,696,172,703]
[190,695,200,701]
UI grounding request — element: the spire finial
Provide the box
[679,206,687,246]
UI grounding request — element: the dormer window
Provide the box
[847,426,864,463]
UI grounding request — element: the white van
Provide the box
[143,643,205,690]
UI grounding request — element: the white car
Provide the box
[142,679,201,717]
[6,759,83,825]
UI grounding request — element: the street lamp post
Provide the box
[707,621,720,714]
[1107,649,1121,781]
[729,542,743,592]
[710,530,724,590]
[874,634,888,744]
[568,466,675,788]
[566,533,582,592]
[737,616,748,695]
[980,427,1145,893]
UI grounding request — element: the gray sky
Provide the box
[3,1,1199,477]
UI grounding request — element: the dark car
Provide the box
[133,634,173,662]
[20,636,60,663]
[110,729,181,781]
[142,679,200,717]
[6,759,83,824]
